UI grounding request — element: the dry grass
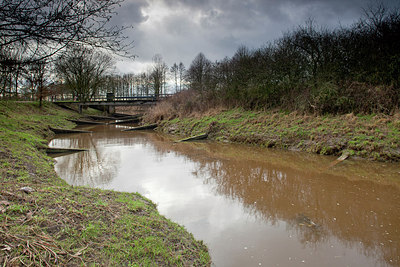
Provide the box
[143,90,226,123]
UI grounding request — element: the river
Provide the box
[49,124,400,266]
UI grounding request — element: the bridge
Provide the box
[54,94,172,114]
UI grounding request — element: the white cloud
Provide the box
[115,59,152,74]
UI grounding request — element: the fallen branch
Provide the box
[176,133,208,142]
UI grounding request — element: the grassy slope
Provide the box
[0,101,210,266]
[156,108,400,161]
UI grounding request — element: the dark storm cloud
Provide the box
[165,0,397,28]
[167,0,398,15]
[111,0,149,26]
[114,0,399,74]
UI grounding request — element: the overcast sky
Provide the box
[112,0,398,74]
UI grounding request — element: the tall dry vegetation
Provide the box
[149,4,400,121]
[143,90,224,122]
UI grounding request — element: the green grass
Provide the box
[0,101,210,266]
[157,108,400,161]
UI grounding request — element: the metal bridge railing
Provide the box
[50,94,173,102]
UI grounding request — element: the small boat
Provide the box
[45,147,88,157]
[122,124,158,131]
[116,114,143,120]
[67,119,105,125]
[86,115,116,121]
[177,133,208,142]
[45,147,88,154]
[49,127,92,134]
[109,118,141,124]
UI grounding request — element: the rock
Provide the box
[19,187,35,194]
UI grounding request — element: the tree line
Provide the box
[0,0,187,103]
[1,0,189,103]
[97,55,187,99]
[0,45,187,102]
[185,5,400,114]
[0,0,134,104]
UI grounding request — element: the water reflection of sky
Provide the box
[50,125,400,267]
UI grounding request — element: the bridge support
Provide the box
[106,92,115,115]
[77,103,114,114]
[107,105,115,115]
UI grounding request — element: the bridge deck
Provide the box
[54,94,171,104]
[54,94,172,113]
[78,101,156,106]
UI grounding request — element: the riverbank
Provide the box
[0,101,210,266]
[148,108,400,162]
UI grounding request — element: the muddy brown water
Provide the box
[49,124,400,267]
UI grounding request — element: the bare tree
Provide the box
[178,62,186,91]
[187,53,213,91]
[123,73,135,97]
[151,54,168,97]
[0,44,26,98]
[139,72,149,96]
[32,60,47,107]
[55,46,114,102]
[0,0,133,65]
[170,63,179,92]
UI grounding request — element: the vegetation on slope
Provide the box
[0,101,210,266]
[145,105,400,162]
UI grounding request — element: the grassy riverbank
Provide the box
[0,101,210,266]
[149,108,400,162]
